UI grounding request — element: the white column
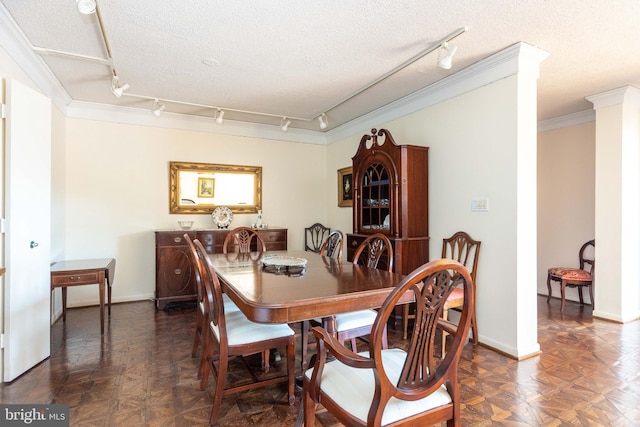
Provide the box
[587,86,640,322]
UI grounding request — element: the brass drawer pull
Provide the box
[174,237,182,243]
[174,269,182,275]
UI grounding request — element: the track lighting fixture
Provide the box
[110,76,129,98]
[318,114,328,129]
[215,109,225,124]
[437,42,458,70]
[76,0,96,15]
[280,117,291,132]
[151,99,165,117]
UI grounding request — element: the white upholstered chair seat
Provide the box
[199,294,240,317]
[210,312,294,347]
[312,309,377,332]
[304,348,451,425]
[334,309,378,332]
[222,293,241,313]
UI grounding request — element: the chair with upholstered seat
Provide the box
[301,230,345,371]
[547,239,595,312]
[403,231,480,353]
[305,223,331,253]
[334,233,393,352]
[222,226,274,369]
[303,258,474,426]
[193,239,296,425]
[184,234,240,380]
[439,232,480,357]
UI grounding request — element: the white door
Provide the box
[3,79,52,382]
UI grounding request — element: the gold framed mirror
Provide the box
[169,161,262,214]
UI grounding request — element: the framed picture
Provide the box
[338,166,353,207]
[197,177,215,198]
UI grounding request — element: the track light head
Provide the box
[437,42,458,70]
[76,0,96,15]
[151,99,165,117]
[216,109,225,124]
[318,114,328,129]
[280,117,291,132]
[110,77,129,98]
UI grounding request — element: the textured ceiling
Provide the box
[1,0,639,132]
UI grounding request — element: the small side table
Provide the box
[51,258,116,334]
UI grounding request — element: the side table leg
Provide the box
[99,272,105,334]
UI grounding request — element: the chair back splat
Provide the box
[319,230,344,259]
[223,226,266,253]
[352,233,394,272]
[305,223,331,253]
[303,259,474,426]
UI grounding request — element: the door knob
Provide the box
[30,241,39,248]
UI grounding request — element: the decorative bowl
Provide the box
[178,220,194,230]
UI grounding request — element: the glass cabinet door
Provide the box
[360,163,390,232]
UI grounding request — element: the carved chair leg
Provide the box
[560,280,567,312]
[546,273,553,303]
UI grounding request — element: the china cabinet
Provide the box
[347,128,429,285]
[154,228,287,309]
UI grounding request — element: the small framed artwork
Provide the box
[197,177,215,198]
[338,166,353,207]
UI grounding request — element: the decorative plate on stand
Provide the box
[212,206,233,229]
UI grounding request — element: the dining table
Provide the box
[207,249,410,334]
[209,249,411,427]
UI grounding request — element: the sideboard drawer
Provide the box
[156,231,196,247]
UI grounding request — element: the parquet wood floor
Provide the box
[1,296,639,426]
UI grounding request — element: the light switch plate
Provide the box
[471,198,488,212]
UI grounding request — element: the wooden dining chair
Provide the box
[303,258,474,426]
[222,226,267,254]
[222,226,274,369]
[184,234,240,380]
[193,239,296,425]
[319,230,343,259]
[301,230,344,371]
[305,223,331,253]
[547,239,595,312]
[439,231,481,357]
[335,233,393,351]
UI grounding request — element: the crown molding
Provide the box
[537,109,595,132]
[66,100,328,145]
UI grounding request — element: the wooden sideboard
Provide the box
[154,228,287,309]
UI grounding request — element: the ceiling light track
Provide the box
[68,3,465,130]
[123,92,310,122]
[31,46,111,65]
[318,27,468,118]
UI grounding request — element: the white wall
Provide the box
[537,122,595,302]
[61,119,327,306]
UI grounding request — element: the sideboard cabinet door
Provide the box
[155,231,197,309]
